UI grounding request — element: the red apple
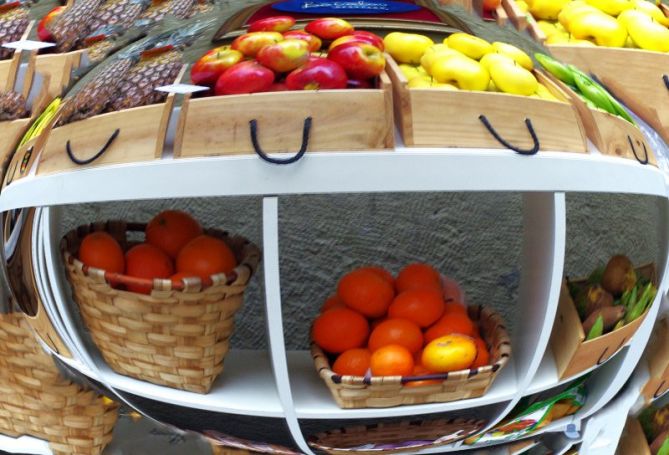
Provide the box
[257,39,309,73]
[38,6,65,42]
[248,15,296,33]
[305,18,354,40]
[282,30,322,52]
[286,58,347,90]
[327,42,385,80]
[215,61,275,95]
[483,0,502,10]
[329,31,384,51]
[191,46,244,87]
[347,78,373,89]
[231,32,284,57]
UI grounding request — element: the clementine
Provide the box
[79,232,125,274]
[333,348,371,376]
[358,266,394,286]
[312,308,369,354]
[443,301,467,315]
[337,268,394,318]
[471,337,491,368]
[424,312,476,342]
[125,244,174,294]
[395,263,442,293]
[422,334,476,373]
[388,288,445,328]
[368,318,423,354]
[176,235,237,280]
[146,210,203,259]
[370,344,414,376]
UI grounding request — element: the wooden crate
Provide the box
[641,318,669,403]
[34,50,85,101]
[175,72,394,159]
[507,0,669,146]
[501,0,528,30]
[617,418,651,455]
[36,99,174,175]
[385,56,587,153]
[550,264,656,380]
[543,72,656,166]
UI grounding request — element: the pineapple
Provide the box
[46,0,104,52]
[106,49,183,111]
[0,5,29,59]
[87,0,150,34]
[139,0,196,23]
[0,91,27,120]
[56,58,134,126]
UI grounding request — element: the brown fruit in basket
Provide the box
[146,210,202,259]
[337,268,394,318]
[312,307,369,354]
[602,255,636,296]
[582,305,625,334]
[395,262,442,293]
[126,243,174,294]
[333,348,371,376]
[471,337,490,368]
[369,318,423,354]
[389,288,445,328]
[370,344,414,376]
[79,232,125,274]
[582,284,614,318]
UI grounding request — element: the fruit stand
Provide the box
[0,0,668,454]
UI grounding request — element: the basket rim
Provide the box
[61,221,260,292]
[313,304,511,385]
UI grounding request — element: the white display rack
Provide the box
[1,140,668,455]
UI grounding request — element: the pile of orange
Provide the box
[312,263,491,383]
[78,210,238,294]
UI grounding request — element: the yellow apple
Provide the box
[545,31,571,44]
[585,0,632,16]
[384,32,434,65]
[559,2,600,29]
[632,0,669,26]
[535,83,561,101]
[489,60,538,96]
[432,82,459,90]
[420,45,461,73]
[529,0,571,20]
[430,54,490,91]
[407,76,434,88]
[479,52,515,71]
[537,20,558,37]
[491,42,533,71]
[445,33,492,60]
[624,12,669,51]
[399,64,422,81]
[569,11,628,47]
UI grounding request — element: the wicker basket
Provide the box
[308,418,486,455]
[313,305,511,408]
[0,312,118,455]
[62,221,261,394]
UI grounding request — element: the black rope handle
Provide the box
[250,117,311,165]
[664,75,669,91]
[628,135,649,165]
[478,115,540,155]
[66,129,120,166]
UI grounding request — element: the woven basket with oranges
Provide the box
[312,263,510,409]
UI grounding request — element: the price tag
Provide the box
[2,40,55,51]
[155,83,209,94]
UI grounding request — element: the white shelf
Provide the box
[288,350,516,419]
[0,434,51,454]
[95,350,283,418]
[1,148,666,211]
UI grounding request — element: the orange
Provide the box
[395,263,442,293]
[368,318,423,354]
[337,268,395,318]
[312,308,369,354]
[333,348,371,376]
[424,312,476,343]
[388,289,445,328]
[370,344,414,377]
[422,334,476,373]
[176,235,237,280]
[404,364,441,387]
[471,337,491,368]
[79,232,125,274]
[358,266,394,286]
[443,301,467,315]
[146,210,203,259]
[321,294,345,312]
[125,244,174,294]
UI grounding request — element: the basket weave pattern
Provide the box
[0,312,118,454]
[313,305,511,408]
[62,221,260,394]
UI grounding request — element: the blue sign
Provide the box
[272,0,421,15]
